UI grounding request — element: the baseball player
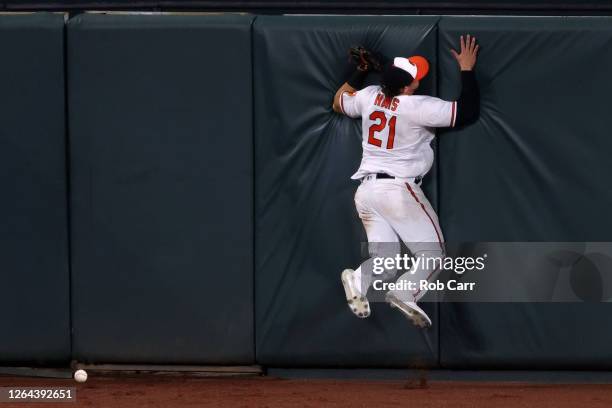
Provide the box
[333,35,480,328]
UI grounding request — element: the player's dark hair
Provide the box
[380,63,414,98]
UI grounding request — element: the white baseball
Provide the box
[74,369,88,383]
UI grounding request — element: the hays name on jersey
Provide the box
[374,93,399,112]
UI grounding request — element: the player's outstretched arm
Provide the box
[450,34,480,127]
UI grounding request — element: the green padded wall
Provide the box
[438,17,612,368]
[0,13,70,364]
[68,14,255,364]
[3,12,612,369]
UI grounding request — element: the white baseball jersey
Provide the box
[340,85,456,179]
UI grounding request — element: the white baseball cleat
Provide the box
[386,292,432,328]
[341,269,370,318]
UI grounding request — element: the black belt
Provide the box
[373,173,422,183]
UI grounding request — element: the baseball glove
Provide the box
[349,46,386,73]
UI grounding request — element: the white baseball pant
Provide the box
[352,175,445,302]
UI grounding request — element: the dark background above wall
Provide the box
[4,0,612,14]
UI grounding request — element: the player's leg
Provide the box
[351,221,400,293]
[341,182,399,318]
[375,180,445,327]
[399,181,445,301]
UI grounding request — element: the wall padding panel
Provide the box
[254,16,441,366]
[0,13,70,364]
[68,14,254,364]
[437,17,612,368]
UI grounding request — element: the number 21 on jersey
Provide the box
[368,111,396,150]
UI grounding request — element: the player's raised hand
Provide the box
[451,34,479,71]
